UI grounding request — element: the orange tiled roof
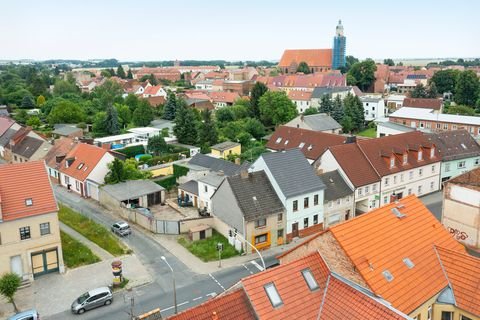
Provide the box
[44,137,77,169]
[279,49,332,68]
[267,126,346,161]
[436,246,480,317]
[288,90,312,101]
[59,143,109,182]
[207,91,240,104]
[329,195,465,314]
[0,161,58,221]
[242,251,330,319]
[0,117,15,136]
[403,98,442,110]
[167,288,256,320]
[143,85,163,95]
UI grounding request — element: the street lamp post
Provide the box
[160,256,177,314]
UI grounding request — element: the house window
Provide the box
[393,176,397,184]
[313,214,318,225]
[304,217,309,228]
[420,122,424,128]
[431,165,435,173]
[358,188,363,196]
[264,283,283,308]
[441,311,453,320]
[293,200,298,212]
[430,148,435,158]
[452,125,457,130]
[443,123,448,130]
[365,186,369,193]
[418,185,422,195]
[458,161,466,169]
[419,168,423,176]
[254,233,268,245]
[20,226,31,240]
[304,197,309,208]
[403,154,408,164]
[445,163,451,172]
[418,150,423,161]
[408,188,412,195]
[14,155,17,161]
[400,174,404,182]
[436,123,441,129]
[277,229,283,239]
[25,198,33,206]
[384,178,389,186]
[383,196,388,204]
[255,218,266,228]
[426,122,431,129]
[372,184,377,192]
[390,157,395,168]
[409,171,414,180]
[475,158,480,166]
[314,194,319,206]
[461,316,473,320]
[336,199,341,205]
[204,185,208,193]
[75,180,80,191]
[40,222,51,236]
[275,137,282,144]
[430,181,435,190]
[278,213,283,222]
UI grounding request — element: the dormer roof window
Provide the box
[418,149,423,161]
[390,156,395,169]
[430,147,435,158]
[403,153,408,165]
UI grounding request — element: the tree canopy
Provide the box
[148,135,168,156]
[0,272,21,312]
[132,100,154,126]
[347,59,377,91]
[296,61,311,74]
[454,70,480,107]
[174,100,199,145]
[250,82,268,118]
[259,91,298,127]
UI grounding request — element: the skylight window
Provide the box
[301,268,319,291]
[284,140,289,145]
[461,143,467,150]
[307,144,313,151]
[276,137,282,144]
[403,258,415,269]
[77,163,84,170]
[264,283,283,308]
[299,142,305,148]
[25,198,33,206]
[382,270,394,282]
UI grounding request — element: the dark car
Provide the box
[111,221,132,236]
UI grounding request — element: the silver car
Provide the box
[111,221,131,236]
[7,309,40,320]
[71,287,113,314]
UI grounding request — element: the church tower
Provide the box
[332,20,346,69]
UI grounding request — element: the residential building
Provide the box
[319,170,355,227]
[310,86,359,108]
[168,250,411,320]
[4,127,52,163]
[317,131,441,214]
[210,141,241,159]
[426,130,480,183]
[442,168,480,249]
[256,74,346,93]
[94,127,163,149]
[142,85,167,98]
[197,172,225,212]
[360,95,387,121]
[376,120,416,138]
[403,97,443,113]
[51,124,83,139]
[385,94,406,110]
[250,149,326,241]
[207,91,240,108]
[59,143,115,200]
[134,67,181,82]
[285,113,342,134]
[211,170,286,252]
[287,90,312,113]
[390,107,480,136]
[0,161,64,280]
[278,195,480,320]
[332,20,346,69]
[44,137,78,183]
[0,117,21,158]
[222,80,253,95]
[266,126,346,163]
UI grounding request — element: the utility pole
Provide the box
[217,243,223,268]
[230,229,266,271]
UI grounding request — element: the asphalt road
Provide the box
[49,186,278,319]
[419,190,443,221]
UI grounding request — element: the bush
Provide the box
[117,145,145,158]
[173,164,189,178]
[155,175,177,191]
[178,230,240,262]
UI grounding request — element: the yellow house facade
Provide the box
[210,141,241,159]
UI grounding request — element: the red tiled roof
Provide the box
[446,166,480,192]
[288,90,312,101]
[279,49,333,68]
[267,126,346,161]
[0,161,58,221]
[59,143,109,182]
[242,251,330,319]
[145,96,166,107]
[403,98,442,110]
[167,288,256,320]
[0,117,15,136]
[208,91,240,104]
[436,246,480,317]
[143,85,163,95]
[44,137,77,169]
[327,143,380,187]
[329,195,465,314]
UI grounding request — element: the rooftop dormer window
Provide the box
[25,198,33,206]
[390,156,395,169]
[403,154,408,165]
[418,150,423,161]
[276,137,282,144]
[430,147,435,158]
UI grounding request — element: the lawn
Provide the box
[61,231,100,268]
[178,230,240,262]
[357,127,377,138]
[58,204,127,256]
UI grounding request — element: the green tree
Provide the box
[296,61,311,74]
[132,100,154,126]
[215,107,234,123]
[454,70,480,107]
[319,94,333,114]
[148,135,168,156]
[36,95,46,107]
[92,112,107,135]
[343,93,364,132]
[341,115,354,133]
[331,95,344,123]
[14,110,28,124]
[26,115,42,129]
[427,82,438,98]
[105,104,120,135]
[383,58,395,66]
[250,82,268,118]
[105,158,126,184]
[174,101,199,145]
[230,104,249,120]
[53,77,79,96]
[347,59,377,92]
[198,109,218,147]
[125,93,139,112]
[447,105,475,116]
[259,91,298,126]
[48,101,86,124]
[243,118,266,140]
[303,107,319,115]
[116,65,126,79]
[92,79,124,107]
[163,92,177,120]
[20,95,35,109]
[410,84,428,98]
[0,272,21,313]
[115,104,131,128]
[127,69,133,79]
[430,69,460,94]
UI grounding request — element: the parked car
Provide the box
[71,287,113,314]
[7,309,40,320]
[111,221,131,236]
[136,206,152,216]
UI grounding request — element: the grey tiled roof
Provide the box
[311,86,352,99]
[11,136,44,158]
[300,114,341,131]
[227,171,284,221]
[189,153,243,176]
[178,180,199,195]
[198,172,225,187]
[258,149,325,198]
[101,180,165,201]
[377,121,415,132]
[212,141,240,151]
[319,170,353,201]
[52,126,82,136]
[0,128,17,147]
[426,130,480,162]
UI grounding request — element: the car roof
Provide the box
[115,221,129,227]
[8,309,37,320]
[88,287,111,295]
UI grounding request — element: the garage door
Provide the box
[31,248,59,278]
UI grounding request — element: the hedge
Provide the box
[155,175,177,191]
[116,145,145,158]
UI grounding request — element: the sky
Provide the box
[0,0,479,62]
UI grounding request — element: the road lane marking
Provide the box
[208,273,226,291]
[192,296,202,301]
[161,301,189,312]
[243,264,254,274]
[251,260,264,271]
[206,292,217,297]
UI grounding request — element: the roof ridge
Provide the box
[317,273,331,319]
[433,245,457,306]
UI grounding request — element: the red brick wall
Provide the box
[390,116,480,135]
[286,223,324,243]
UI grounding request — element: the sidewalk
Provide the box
[151,233,309,274]
[60,222,114,261]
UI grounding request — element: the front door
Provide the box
[31,248,59,278]
[292,222,299,238]
[10,256,23,278]
[397,192,403,199]
[199,230,206,240]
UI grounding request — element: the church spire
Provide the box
[336,19,344,37]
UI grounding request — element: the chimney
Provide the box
[235,157,241,165]
[345,136,356,144]
[56,154,66,164]
[240,169,249,179]
[217,170,224,176]
[211,312,219,320]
